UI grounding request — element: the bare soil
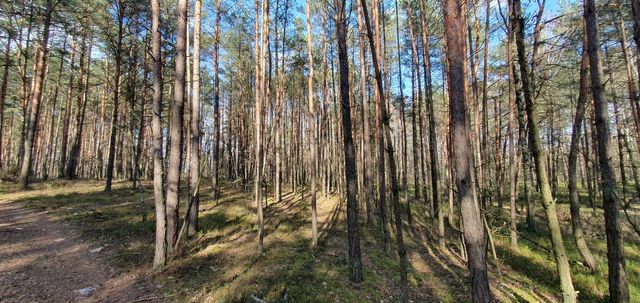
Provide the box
[0,200,162,303]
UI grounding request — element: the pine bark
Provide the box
[334,0,363,283]
[568,33,598,272]
[19,2,54,190]
[443,0,491,300]
[584,0,630,300]
[166,0,188,253]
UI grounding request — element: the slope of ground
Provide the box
[0,179,638,302]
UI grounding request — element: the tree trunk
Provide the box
[65,28,90,180]
[166,0,188,253]
[360,0,408,300]
[19,2,54,190]
[334,0,363,283]
[150,0,166,268]
[584,0,630,300]
[355,0,373,225]
[0,33,12,169]
[211,0,221,199]
[187,0,202,237]
[443,0,491,300]
[305,0,318,247]
[513,0,577,300]
[568,32,598,272]
[105,1,126,192]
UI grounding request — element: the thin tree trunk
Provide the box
[211,0,221,199]
[187,0,202,236]
[59,40,76,178]
[105,1,126,192]
[305,0,318,247]
[0,33,12,169]
[360,0,408,300]
[568,32,598,272]
[513,0,577,300]
[65,28,90,180]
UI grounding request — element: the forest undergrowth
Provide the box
[1,180,638,302]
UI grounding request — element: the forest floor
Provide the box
[0,179,639,302]
[0,184,161,303]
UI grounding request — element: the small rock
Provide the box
[90,247,104,253]
[76,286,98,296]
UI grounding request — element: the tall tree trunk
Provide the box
[254,0,269,253]
[395,0,408,225]
[41,36,67,180]
[443,0,491,300]
[187,0,202,237]
[418,0,442,241]
[0,33,12,169]
[584,0,630,300]
[334,0,363,283]
[369,0,391,254]
[506,3,519,247]
[513,0,577,300]
[65,28,90,180]
[151,0,167,268]
[105,1,126,192]
[355,0,373,225]
[568,32,598,272]
[58,39,76,178]
[19,2,54,190]
[166,0,188,253]
[305,0,318,247]
[211,0,221,199]
[360,0,408,300]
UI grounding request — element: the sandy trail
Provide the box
[0,200,162,303]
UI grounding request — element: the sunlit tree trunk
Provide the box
[568,31,598,272]
[513,0,576,300]
[305,0,318,247]
[166,0,188,253]
[443,0,491,300]
[19,1,55,190]
[186,0,202,237]
[150,0,166,268]
[360,0,408,299]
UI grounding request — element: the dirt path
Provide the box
[0,200,161,303]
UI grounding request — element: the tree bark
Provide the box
[443,0,491,300]
[584,0,630,300]
[334,0,363,283]
[19,1,54,190]
[150,0,167,269]
[166,0,188,253]
[305,0,318,247]
[211,0,222,199]
[187,0,202,237]
[513,0,577,300]
[0,33,12,169]
[568,32,598,272]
